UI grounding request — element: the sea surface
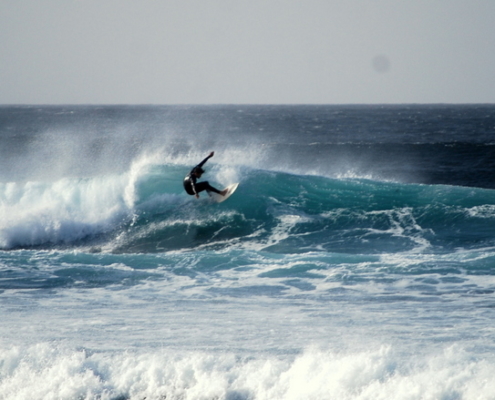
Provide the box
[1,104,495,399]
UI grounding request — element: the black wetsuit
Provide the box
[183,155,222,196]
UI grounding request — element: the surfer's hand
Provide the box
[195,194,200,199]
[209,151,214,158]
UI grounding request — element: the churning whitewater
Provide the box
[1,105,495,399]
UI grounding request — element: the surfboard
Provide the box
[210,182,239,203]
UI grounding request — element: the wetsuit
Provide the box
[183,155,222,196]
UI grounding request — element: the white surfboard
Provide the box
[210,183,239,203]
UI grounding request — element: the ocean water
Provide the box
[1,105,495,399]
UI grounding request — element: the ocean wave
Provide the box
[1,160,495,254]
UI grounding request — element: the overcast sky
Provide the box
[1,0,495,104]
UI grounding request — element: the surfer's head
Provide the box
[193,167,205,176]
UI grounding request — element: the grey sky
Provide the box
[1,0,494,104]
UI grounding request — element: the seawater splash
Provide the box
[0,152,178,249]
[0,174,132,248]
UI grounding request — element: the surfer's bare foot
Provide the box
[220,189,228,196]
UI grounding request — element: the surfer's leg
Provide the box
[195,181,223,195]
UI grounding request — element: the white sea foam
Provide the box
[1,344,495,400]
[465,204,495,218]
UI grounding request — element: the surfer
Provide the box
[183,151,228,198]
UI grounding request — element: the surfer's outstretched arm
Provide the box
[196,151,214,169]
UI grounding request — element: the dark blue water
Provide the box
[1,105,495,399]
